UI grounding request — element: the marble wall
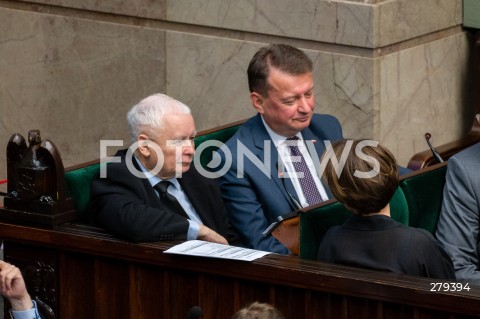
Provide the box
[0,0,471,189]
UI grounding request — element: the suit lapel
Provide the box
[177,170,216,228]
[301,127,326,160]
[127,151,187,212]
[143,178,163,209]
[124,152,163,208]
[250,115,300,209]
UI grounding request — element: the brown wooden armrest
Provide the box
[271,216,300,255]
[271,199,337,255]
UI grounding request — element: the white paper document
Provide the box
[164,240,271,261]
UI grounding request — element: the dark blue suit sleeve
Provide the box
[217,155,290,254]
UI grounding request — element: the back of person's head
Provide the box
[247,44,313,97]
[322,139,399,215]
[126,93,191,143]
[231,302,285,319]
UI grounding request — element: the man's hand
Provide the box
[0,261,33,311]
[198,225,228,245]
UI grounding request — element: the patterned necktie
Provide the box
[154,181,188,218]
[286,136,323,205]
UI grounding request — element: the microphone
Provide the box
[186,306,202,319]
[476,113,480,124]
[425,133,444,163]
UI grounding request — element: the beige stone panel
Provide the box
[376,0,462,47]
[0,8,165,179]
[345,0,381,2]
[166,0,339,44]
[165,32,373,146]
[336,2,375,48]
[165,32,258,131]
[16,0,166,19]
[379,31,470,167]
[166,0,461,48]
[311,52,374,140]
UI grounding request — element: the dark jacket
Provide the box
[317,214,455,279]
[90,150,241,244]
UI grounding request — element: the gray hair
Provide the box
[127,93,191,143]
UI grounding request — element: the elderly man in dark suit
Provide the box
[91,93,240,245]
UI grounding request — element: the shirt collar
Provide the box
[133,156,179,189]
[260,115,303,147]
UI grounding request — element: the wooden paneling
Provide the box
[58,253,95,318]
[1,222,480,319]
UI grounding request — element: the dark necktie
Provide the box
[286,136,323,205]
[154,181,189,219]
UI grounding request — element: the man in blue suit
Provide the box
[436,141,480,285]
[217,44,343,254]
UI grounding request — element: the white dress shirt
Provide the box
[10,300,40,319]
[261,116,328,208]
[134,157,202,240]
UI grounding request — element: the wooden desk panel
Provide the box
[1,222,479,319]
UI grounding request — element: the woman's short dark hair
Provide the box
[322,139,399,215]
[247,44,313,97]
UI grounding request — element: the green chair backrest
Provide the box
[193,124,242,169]
[399,163,447,234]
[64,162,103,222]
[299,187,409,260]
[299,201,352,260]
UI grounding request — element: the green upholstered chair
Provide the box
[193,122,242,169]
[399,163,447,234]
[299,201,351,260]
[64,162,103,222]
[299,187,409,260]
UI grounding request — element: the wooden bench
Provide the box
[1,221,480,319]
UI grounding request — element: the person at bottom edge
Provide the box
[231,302,285,319]
[90,93,241,246]
[317,139,455,279]
[0,260,41,319]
